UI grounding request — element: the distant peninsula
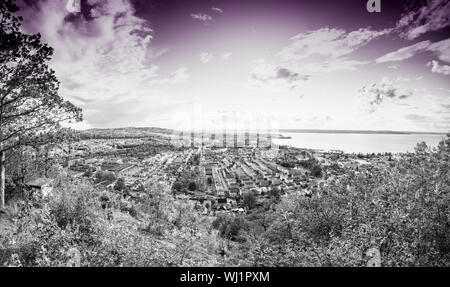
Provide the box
[279,129,447,135]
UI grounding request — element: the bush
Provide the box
[172,181,183,192]
[311,164,323,178]
[95,171,116,184]
[114,178,125,191]
[212,214,247,241]
[242,192,257,210]
[188,181,197,191]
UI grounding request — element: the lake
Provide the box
[273,133,447,154]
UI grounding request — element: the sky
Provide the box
[15,0,450,132]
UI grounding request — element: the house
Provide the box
[229,185,241,198]
[25,178,54,197]
[176,194,190,200]
[258,180,270,188]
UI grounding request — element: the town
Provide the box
[37,128,395,217]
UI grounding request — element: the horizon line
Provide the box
[72,126,449,135]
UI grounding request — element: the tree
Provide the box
[212,214,246,242]
[114,178,125,191]
[83,168,93,178]
[0,1,82,208]
[172,181,183,192]
[95,171,116,184]
[26,128,79,177]
[311,164,323,178]
[188,181,197,191]
[242,192,257,210]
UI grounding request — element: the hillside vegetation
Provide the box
[1,136,449,266]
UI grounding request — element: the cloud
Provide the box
[396,0,450,40]
[388,64,400,69]
[221,52,232,60]
[358,77,413,113]
[17,0,188,128]
[375,41,431,63]
[427,60,450,75]
[427,39,450,63]
[248,27,389,91]
[249,59,310,91]
[397,76,411,82]
[211,7,223,13]
[199,52,214,63]
[404,114,436,122]
[278,28,390,64]
[275,27,389,75]
[152,67,190,85]
[375,38,450,64]
[191,13,212,22]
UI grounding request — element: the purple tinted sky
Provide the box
[15,0,450,132]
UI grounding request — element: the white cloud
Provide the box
[358,77,413,113]
[427,60,450,75]
[388,64,400,70]
[396,0,450,40]
[248,27,389,91]
[248,59,310,91]
[375,41,431,63]
[375,38,450,64]
[427,39,450,63]
[278,28,391,63]
[199,52,214,63]
[18,0,188,128]
[221,52,233,60]
[211,7,223,13]
[191,13,212,22]
[397,76,411,82]
[275,27,388,74]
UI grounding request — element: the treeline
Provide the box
[77,127,174,140]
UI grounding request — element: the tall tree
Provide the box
[0,0,82,208]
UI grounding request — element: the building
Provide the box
[25,178,54,197]
[223,129,227,147]
[245,130,250,147]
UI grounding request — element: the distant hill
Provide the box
[77,127,175,139]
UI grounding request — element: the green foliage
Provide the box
[172,181,183,192]
[1,178,222,267]
[212,214,247,242]
[114,178,125,191]
[83,168,93,178]
[228,135,450,266]
[94,171,116,184]
[188,181,197,191]
[0,0,83,208]
[242,191,257,210]
[310,163,323,178]
[2,133,449,267]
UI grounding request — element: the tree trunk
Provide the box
[0,150,5,209]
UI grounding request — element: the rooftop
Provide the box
[25,178,54,188]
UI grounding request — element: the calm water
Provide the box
[273,133,447,154]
